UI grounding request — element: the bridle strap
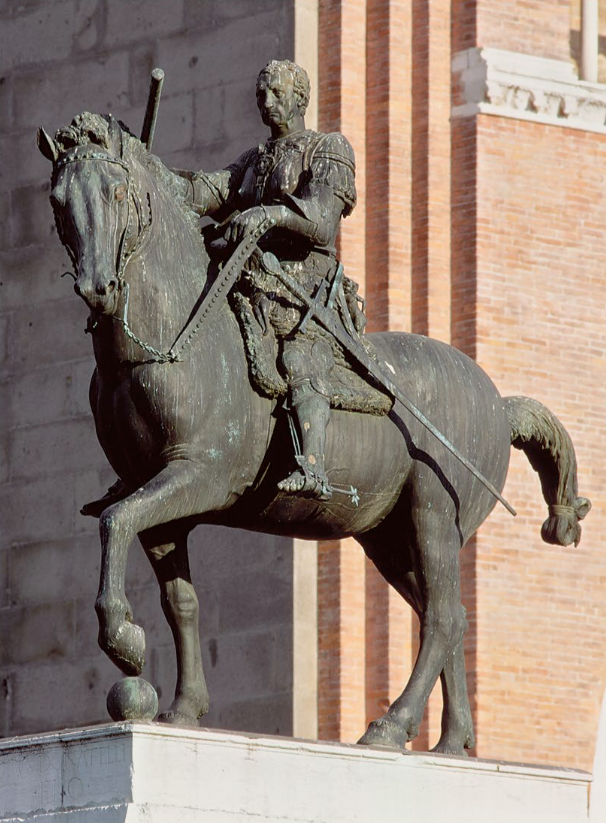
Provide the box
[55,149,151,285]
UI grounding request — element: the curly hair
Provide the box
[257,60,311,115]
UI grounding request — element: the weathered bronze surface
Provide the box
[37,62,590,753]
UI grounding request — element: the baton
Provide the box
[141,68,164,150]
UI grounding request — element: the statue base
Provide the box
[0,722,591,822]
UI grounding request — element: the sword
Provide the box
[259,252,517,516]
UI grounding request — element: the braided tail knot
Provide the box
[542,499,591,548]
[504,395,592,548]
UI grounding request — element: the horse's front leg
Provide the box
[138,523,209,726]
[95,460,221,676]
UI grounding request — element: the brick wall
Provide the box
[472,115,606,768]
[476,0,571,61]
[0,0,297,738]
[316,0,606,773]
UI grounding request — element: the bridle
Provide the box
[53,148,182,361]
[55,149,152,284]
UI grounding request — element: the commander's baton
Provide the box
[141,68,164,150]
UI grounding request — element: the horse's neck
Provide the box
[132,166,205,319]
[95,164,208,365]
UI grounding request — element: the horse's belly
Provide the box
[225,331,512,541]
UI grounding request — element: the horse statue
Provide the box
[37,112,590,755]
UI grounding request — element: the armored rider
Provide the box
[174,59,365,501]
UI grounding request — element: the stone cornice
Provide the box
[452,47,606,134]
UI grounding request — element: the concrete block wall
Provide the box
[0,0,298,738]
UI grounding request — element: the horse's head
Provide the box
[38,112,149,316]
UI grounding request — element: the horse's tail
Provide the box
[504,396,591,547]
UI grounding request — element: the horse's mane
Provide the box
[54,112,204,245]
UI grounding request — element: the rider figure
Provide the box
[174,60,364,501]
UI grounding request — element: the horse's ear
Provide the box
[37,127,58,163]
[107,114,124,158]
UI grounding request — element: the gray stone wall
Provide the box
[0,0,296,738]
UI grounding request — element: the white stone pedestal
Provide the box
[0,723,592,823]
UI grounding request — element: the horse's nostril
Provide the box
[96,280,117,296]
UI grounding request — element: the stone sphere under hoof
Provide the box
[106,677,159,722]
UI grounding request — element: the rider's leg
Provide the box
[278,381,332,499]
[278,337,333,500]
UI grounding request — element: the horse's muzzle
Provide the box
[74,278,119,314]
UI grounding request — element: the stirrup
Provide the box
[294,456,333,501]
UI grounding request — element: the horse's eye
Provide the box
[115,184,127,202]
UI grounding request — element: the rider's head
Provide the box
[256,60,310,135]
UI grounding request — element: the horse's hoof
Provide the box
[81,480,128,518]
[431,731,474,756]
[357,717,409,751]
[157,710,201,728]
[430,741,469,756]
[103,622,146,677]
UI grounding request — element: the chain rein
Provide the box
[57,150,272,364]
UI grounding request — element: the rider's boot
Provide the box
[278,385,332,501]
[81,478,128,518]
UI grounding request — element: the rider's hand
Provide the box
[224,207,272,245]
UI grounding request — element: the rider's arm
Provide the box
[263,183,344,246]
[172,148,256,217]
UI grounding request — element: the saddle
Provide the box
[230,287,392,416]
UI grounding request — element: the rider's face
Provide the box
[256,69,300,132]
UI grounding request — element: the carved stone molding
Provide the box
[452,47,606,134]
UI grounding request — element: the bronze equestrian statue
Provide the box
[37,61,590,755]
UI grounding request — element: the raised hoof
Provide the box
[103,622,146,677]
[357,717,409,751]
[157,710,201,728]
[81,500,107,518]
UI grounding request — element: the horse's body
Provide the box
[38,113,590,754]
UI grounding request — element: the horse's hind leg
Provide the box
[139,524,209,727]
[359,507,470,752]
[432,637,475,754]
